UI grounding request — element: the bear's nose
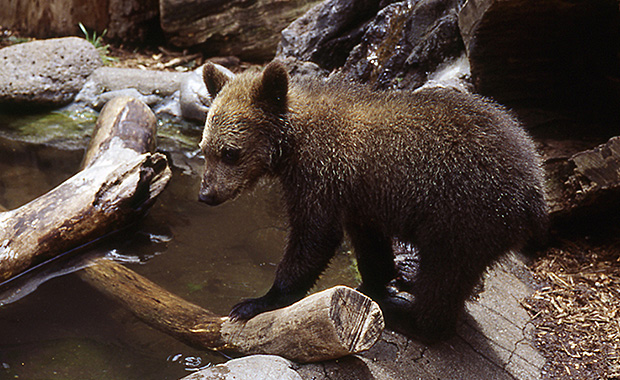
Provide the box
[198,187,223,206]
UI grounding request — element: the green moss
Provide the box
[0,110,97,149]
[0,110,204,152]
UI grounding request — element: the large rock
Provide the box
[277,0,465,90]
[160,0,322,61]
[545,136,620,228]
[458,0,620,120]
[341,0,464,90]
[0,37,102,107]
[277,0,381,71]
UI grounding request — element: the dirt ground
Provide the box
[2,29,620,380]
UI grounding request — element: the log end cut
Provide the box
[329,286,385,354]
[222,286,384,363]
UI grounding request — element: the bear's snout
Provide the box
[198,184,225,206]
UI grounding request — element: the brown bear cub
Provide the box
[199,61,548,342]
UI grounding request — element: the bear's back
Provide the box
[284,81,547,248]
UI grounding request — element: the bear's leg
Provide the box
[229,213,344,321]
[347,224,396,299]
[388,242,494,343]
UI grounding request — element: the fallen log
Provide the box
[80,259,383,362]
[0,97,171,282]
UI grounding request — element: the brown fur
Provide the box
[199,62,548,342]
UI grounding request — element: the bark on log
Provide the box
[221,286,384,362]
[0,97,171,281]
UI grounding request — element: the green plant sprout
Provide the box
[78,22,118,65]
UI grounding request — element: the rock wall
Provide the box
[277,0,466,90]
[159,0,322,61]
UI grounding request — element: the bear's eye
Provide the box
[221,146,241,165]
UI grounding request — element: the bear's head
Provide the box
[198,61,289,206]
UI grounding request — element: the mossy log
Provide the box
[0,96,383,362]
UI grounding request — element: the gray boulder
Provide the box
[180,355,302,380]
[0,37,102,107]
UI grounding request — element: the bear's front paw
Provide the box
[229,297,272,321]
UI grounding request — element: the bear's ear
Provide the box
[256,61,289,110]
[203,62,230,98]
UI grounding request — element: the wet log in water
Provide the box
[0,97,171,282]
[0,96,383,362]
